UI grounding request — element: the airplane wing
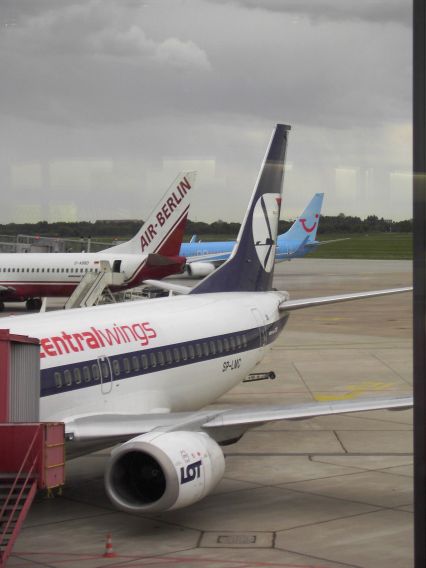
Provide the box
[278,287,412,312]
[142,279,192,294]
[203,396,412,429]
[65,409,213,440]
[65,395,412,445]
[145,253,185,267]
[186,253,228,263]
[63,286,412,442]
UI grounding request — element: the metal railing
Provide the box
[0,426,41,562]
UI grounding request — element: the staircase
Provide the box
[0,473,37,567]
[0,423,65,568]
[64,260,125,309]
[0,426,41,568]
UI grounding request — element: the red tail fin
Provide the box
[155,209,189,257]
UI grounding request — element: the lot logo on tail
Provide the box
[299,214,319,233]
[252,194,281,273]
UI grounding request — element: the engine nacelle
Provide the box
[105,431,225,513]
[184,262,216,278]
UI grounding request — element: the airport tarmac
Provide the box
[5,259,413,568]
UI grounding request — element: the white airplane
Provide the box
[0,172,195,311]
[1,125,411,515]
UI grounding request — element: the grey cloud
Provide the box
[210,0,411,26]
[93,26,210,68]
[154,38,211,70]
[0,0,212,125]
[2,0,210,66]
[0,0,412,223]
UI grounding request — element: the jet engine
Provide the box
[104,431,225,513]
[184,262,216,278]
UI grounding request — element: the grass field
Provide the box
[185,232,413,260]
[84,232,412,260]
[314,233,412,260]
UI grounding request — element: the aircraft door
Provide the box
[112,260,122,273]
[251,308,267,348]
[98,356,113,394]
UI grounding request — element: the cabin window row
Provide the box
[1,267,100,274]
[53,334,249,389]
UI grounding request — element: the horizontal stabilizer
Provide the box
[293,235,310,254]
[308,237,351,247]
[142,279,191,295]
[279,287,412,312]
[145,253,186,267]
[186,252,230,263]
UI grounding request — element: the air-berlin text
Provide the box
[40,321,157,359]
[140,177,192,252]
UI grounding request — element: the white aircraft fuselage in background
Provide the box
[0,252,176,299]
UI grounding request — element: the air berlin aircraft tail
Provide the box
[103,172,196,257]
[138,253,187,282]
[190,124,290,294]
[282,192,324,243]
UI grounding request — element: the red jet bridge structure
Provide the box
[0,330,65,568]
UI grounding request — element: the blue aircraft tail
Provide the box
[280,193,324,244]
[190,124,290,294]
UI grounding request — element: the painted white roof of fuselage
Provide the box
[1,291,282,340]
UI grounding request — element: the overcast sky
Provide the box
[0,0,412,225]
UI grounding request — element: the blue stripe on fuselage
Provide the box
[41,316,288,398]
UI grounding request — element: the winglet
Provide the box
[190,124,290,294]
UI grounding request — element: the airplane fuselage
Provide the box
[181,236,319,263]
[2,292,289,423]
[0,252,181,302]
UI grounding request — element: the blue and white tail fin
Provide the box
[190,124,290,294]
[103,172,196,256]
[281,193,324,244]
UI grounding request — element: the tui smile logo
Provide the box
[252,194,281,273]
[299,214,319,233]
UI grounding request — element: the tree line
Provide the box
[0,214,413,240]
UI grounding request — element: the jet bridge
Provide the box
[64,260,125,309]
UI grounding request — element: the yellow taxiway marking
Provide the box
[313,317,344,321]
[314,381,395,402]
